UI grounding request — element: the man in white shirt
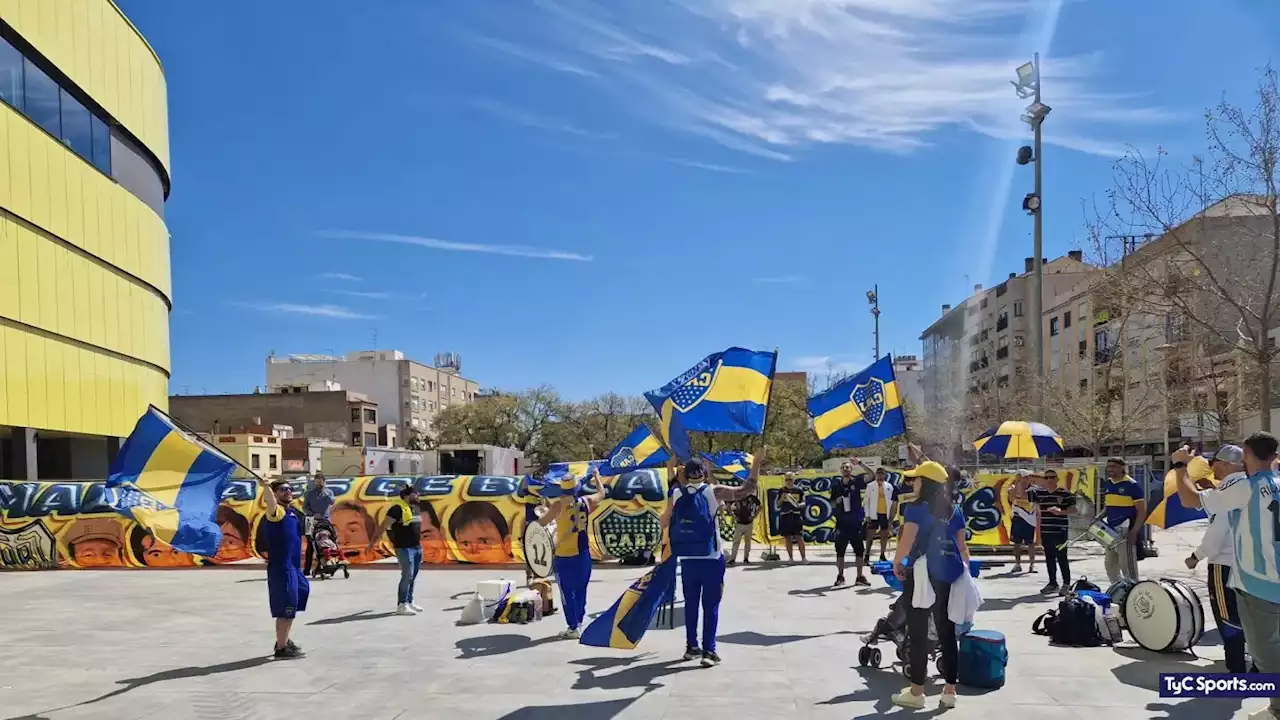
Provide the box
[1174,433,1280,720]
[1184,445,1249,673]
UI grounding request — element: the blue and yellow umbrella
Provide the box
[973,421,1064,460]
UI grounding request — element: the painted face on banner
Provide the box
[454,519,512,564]
[215,521,251,563]
[420,514,449,564]
[141,534,190,568]
[73,538,121,567]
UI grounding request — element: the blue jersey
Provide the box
[260,505,304,571]
[904,503,967,583]
[1102,476,1144,528]
[1203,470,1280,603]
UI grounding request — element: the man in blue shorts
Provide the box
[1007,470,1038,573]
[261,479,309,659]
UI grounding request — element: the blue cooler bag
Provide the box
[958,630,1007,689]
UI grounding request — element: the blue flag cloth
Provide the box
[1147,468,1210,529]
[808,355,907,451]
[700,450,754,481]
[653,405,694,461]
[645,347,777,435]
[601,424,671,476]
[579,555,678,649]
[104,406,237,557]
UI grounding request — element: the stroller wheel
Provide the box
[870,648,882,668]
[901,661,911,678]
[858,646,870,666]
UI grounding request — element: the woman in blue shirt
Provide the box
[891,461,970,710]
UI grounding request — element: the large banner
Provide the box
[748,467,1097,546]
[0,471,668,570]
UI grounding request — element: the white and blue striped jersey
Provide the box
[1202,470,1280,603]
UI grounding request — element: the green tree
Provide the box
[432,386,561,451]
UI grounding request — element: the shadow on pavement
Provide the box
[1199,627,1223,646]
[233,577,266,583]
[1111,646,1203,664]
[307,610,397,626]
[571,655,695,692]
[824,666,946,719]
[718,630,855,647]
[788,583,857,598]
[499,689,655,719]
[980,592,1056,612]
[1112,660,1242,720]
[455,632,560,659]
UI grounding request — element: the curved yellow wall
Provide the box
[0,0,171,438]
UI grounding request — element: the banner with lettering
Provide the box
[0,470,668,570]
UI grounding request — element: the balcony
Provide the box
[1078,340,1087,358]
[996,317,1009,332]
[980,356,990,369]
[996,346,1009,360]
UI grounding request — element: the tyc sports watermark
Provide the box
[1160,674,1280,698]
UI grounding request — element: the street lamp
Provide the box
[1013,53,1050,419]
[867,286,880,358]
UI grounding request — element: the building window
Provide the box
[1049,317,1060,336]
[388,460,397,474]
[1064,311,1072,329]
[1080,378,1088,390]
[22,58,60,137]
[269,454,278,470]
[351,432,361,445]
[0,37,21,109]
[980,297,988,310]
[1013,301,1024,317]
[59,88,93,159]
[251,454,261,470]
[428,380,435,392]
[364,432,377,447]
[363,408,376,424]
[351,408,360,422]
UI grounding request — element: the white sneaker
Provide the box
[408,603,424,612]
[395,604,415,616]
[939,691,957,709]
[891,689,926,709]
[558,628,580,640]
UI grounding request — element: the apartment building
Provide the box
[169,388,381,447]
[892,355,925,412]
[918,252,1093,455]
[265,350,480,437]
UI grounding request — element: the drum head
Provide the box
[1164,579,1206,649]
[1126,580,1183,652]
[523,522,554,579]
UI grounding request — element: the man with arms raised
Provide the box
[261,479,309,659]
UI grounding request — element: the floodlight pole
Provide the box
[1031,52,1045,421]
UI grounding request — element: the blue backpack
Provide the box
[670,485,717,557]
[957,630,1007,689]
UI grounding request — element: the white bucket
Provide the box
[477,579,513,603]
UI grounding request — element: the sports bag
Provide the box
[670,485,717,557]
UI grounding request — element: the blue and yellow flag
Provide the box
[1147,463,1211,529]
[601,424,671,476]
[653,405,693,461]
[645,347,777,459]
[700,450,754,481]
[579,555,678,649]
[808,355,906,451]
[104,406,237,557]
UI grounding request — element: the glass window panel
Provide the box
[90,114,111,173]
[0,37,22,110]
[59,88,92,159]
[22,58,60,137]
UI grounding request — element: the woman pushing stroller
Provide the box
[891,452,971,710]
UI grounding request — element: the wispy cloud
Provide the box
[238,302,377,320]
[752,274,801,284]
[322,231,594,262]
[464,33,597,77]
[506,0,1173,159]
[331,289,393,300]
[469,99,616,139]
[667,157,752,174]
[317,272,361,282]
[788,354,865,378]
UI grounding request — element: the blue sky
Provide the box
[120,0,1278,401]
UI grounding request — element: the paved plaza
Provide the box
[0,525,1261,720]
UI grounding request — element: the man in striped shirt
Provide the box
[1027,470,1074,595]
[1174,433,1280,720]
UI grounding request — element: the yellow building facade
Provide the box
[0,0,170,480]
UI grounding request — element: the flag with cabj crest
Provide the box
[808,355,906,452]
[700,450,754,481]
[579,554,678,649]
[645,347,777,459]
[601,424,671,476]
[103,406,238,557]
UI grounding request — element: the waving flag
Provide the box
[104,406,237,557]
[1147,464,1211,529]
[700,450,754,481]
[579,555,678,649]
[646,347,776,433]
[653,404,693,461]
[601,424,671,476]
[808,355,906,451]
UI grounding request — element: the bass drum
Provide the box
[1124,578,1205,652]
[522,522,555,580]
[1106,579,1138,629]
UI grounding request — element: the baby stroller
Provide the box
[311,520,350,580]
[858,578,943,678]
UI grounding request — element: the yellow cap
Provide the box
[903,461,949,484]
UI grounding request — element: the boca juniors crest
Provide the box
[595,505,662,558]
[670,359,720,412]
[610,447,638,469]
[851,376,888,428]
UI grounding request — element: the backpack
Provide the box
[1069,577,1101,595]
[670,485,717,557]
[1033,597,1104,647]
[958,630,1007,689]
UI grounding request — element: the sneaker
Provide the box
[855,576,871,587]
[939,691,957,709]
[879,553,888,562]
[891,689,926,709]
[834,575,846,587]
[1058,585,1070,597]
[1012,564,1023,573]
[1029,566,1038,573]
[726,559,736,567]
[286,640,302,653]
[701,651,722,667]
[408,603,424,612]
[273,643,305,660]
[1040,582,1059,594]
[395,604,415,616]
[558,628,580,640]
[684,645,701,660]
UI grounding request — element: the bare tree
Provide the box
[1090,64,1280,430]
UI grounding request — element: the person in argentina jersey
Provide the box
[1174,433,1280,720]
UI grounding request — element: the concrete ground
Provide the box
[0,524,1263,720]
